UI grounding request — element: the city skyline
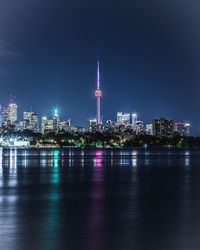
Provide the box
[0,0,199,134]
[0,60,192,136]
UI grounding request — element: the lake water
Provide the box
[0,148,200,250]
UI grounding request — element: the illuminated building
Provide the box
[24,112,34,121]
[41,116,48,134]
[2,106,10,125]
[52,108,59,130]
[146,124,153,135]
[135,121,144,134]
[23,119,30,130]
[117,112,130,126]
[88,118,97,132]
[132,113,137,130]
[174,122,190,136]
[152,118,174,136]
[46,119,54,131]
[23,112,38,132]
[95,62,102,124]
[31,113,38,132]
[9,103,18,124]
[59,120,71,132]
[23,112,33,130]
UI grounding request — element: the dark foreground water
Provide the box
[0,148,200,250]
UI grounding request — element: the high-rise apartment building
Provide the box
[9,103,17,124]
[152,118,174,136]
[146,124,153,135]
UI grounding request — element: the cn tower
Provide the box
[95,61,102,124]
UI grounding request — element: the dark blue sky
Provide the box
[0,0,200,134]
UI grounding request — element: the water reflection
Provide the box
[0,149,200,250]
[22,149,28,167]
[94,150,104,168]
[185,151,190,167]
[89,150,105,250]
[131,150,138,167]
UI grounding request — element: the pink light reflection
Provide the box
[94,150,104,168]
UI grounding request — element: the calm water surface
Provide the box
[0,148,200,250]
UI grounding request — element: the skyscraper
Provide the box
[132,113,137,130]
[88,118,97,132]
[117,112,130,126]
[95,62,102,125]
[152,118,174,136]
[52,108,59,130]
[2,106,10,125]
[9,103,18,124]
[41,117,48,134]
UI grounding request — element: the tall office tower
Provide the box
[88,118,97,132]
[117,112,123,124]
[117,112,130,126]
[9,103,18,124]
[2,106,10,124]
[152,118,174,136]
[95,62,102,125]
[41,117,48,134]
[52,108,59,130]
[184,123,191,136]
[174,122,190,136]
[46,119,54,131]
[31,113,38,132]
[152,119,160,135]
[23,112,38,132]
[23,112,33,129]
[132,113,137,129]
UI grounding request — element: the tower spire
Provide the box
[97,61,100,89]
[95,61,102,125]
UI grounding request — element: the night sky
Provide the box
[0,0,199,134]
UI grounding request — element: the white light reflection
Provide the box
[131,150,138,167]
[185,151,190,167]
[23,150,28,167]
[41,150,47,167]
[9,149,17,174]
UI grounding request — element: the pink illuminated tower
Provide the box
[95,61,102,124]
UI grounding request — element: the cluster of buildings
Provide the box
[0,103,73,134]
[88,113,190,136]
[0,62,191,138]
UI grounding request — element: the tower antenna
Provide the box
[95,61,102,125]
